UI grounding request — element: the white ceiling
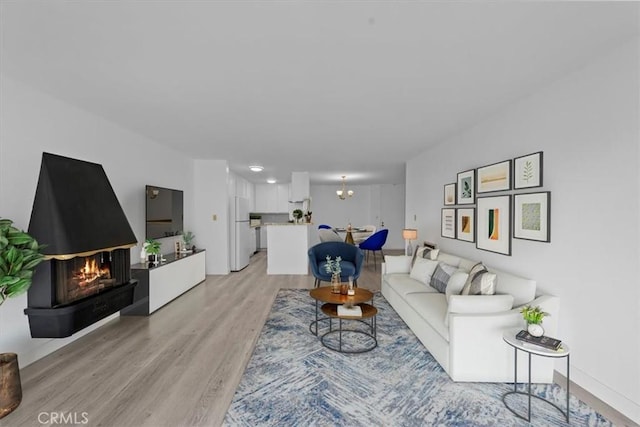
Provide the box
[1,1,637,185]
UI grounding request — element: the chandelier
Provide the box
[336,176,354,200]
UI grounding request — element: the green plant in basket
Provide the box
[0,218,46,306]
[520,305,548,325]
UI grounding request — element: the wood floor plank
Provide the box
[4,250,389,427]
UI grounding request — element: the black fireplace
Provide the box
[24,153,138,338]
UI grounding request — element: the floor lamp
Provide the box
[402,228,418,256]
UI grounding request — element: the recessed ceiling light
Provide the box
[249,165,264,172]
[267,178,277,184]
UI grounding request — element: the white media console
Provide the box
[121,249,206,316]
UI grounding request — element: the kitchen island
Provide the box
[266,223,313,275]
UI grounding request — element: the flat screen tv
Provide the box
[145,185,184,240]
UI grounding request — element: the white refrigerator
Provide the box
[231,197,251,271]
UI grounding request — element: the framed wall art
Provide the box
[514,151,543,189]
[477,160,512,193]
[456,169,475,205]
[441,208,456,239]
[444,183,456,206]
[514,192,550,242]
[456,208,475,242]
[476,195,511,256]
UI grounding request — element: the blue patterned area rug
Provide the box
[223,289,613,426]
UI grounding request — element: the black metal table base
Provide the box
[319,317,377,353]
[502,348,570,423]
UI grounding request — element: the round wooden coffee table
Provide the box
[309,287,377,353]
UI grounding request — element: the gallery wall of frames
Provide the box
[441,151,550,256]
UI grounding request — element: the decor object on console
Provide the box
[520,304,549,337]
[441,209,456,239]
[336,175,354,200]
[456,169,475,204]
[444,183,456,206]
[145,238,161,264]
[401,228,417,256]
[182,231,195,251]
[477,159,512,193]
[0,218,45,419]
[380,246,559,382]
[514,192,551,242]
[476,195,512,256]
[514,151,543,189]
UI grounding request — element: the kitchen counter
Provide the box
[266,223,312,275]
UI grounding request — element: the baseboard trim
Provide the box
[554,371,640,427]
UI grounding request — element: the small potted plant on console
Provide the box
[292,209,304,224]
[145,238,161,264]
[182,231,195,252]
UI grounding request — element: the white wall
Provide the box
[406,40,639,422]
[0,75,196,367]
[194,160,230,274]
[309,184,405,249]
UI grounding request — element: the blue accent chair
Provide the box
[318,224,332,229]
[308,242,364,288]
[358,229,389,270]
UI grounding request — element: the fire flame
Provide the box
[74,258,111,287]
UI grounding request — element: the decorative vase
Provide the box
[148,254,158,264]
[0,353,22,419]
[331,274,341,294]
[527,323,544,337]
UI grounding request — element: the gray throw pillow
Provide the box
[430,263,457,293]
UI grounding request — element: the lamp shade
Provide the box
[402,228,417,240]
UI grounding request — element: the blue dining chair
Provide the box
[358,229,389,270]
[308,242,364,287]
[318,224,332,229]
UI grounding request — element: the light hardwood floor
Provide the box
[5,250,634,427]
[4,251,388,427]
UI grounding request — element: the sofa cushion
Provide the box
[385,274,438,295]
[384,255,412,274]
[406,293,449,341]
[445,270,469,301]
[430,263,458,293]
[489,268,536,307]
[409,258,439,285]
[445,294,515,326]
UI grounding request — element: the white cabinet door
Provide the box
[277,184,290,213]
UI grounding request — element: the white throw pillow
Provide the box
[409,258,439,285]
[383,255,412,274]
[445,270,469,302]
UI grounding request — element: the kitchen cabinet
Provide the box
[255,183,290,213]
[259,226,268,249]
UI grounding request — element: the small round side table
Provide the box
[502,328,571,424]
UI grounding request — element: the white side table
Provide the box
[502,328,571,423]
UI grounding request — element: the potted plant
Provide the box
[292,209,304,224]
[520,305,548,337]
[304,211,312,223]
[0,218,46,418]
[182,231,195,251]
[145,238,161,264]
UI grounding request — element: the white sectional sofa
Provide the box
[381,250,560,383]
